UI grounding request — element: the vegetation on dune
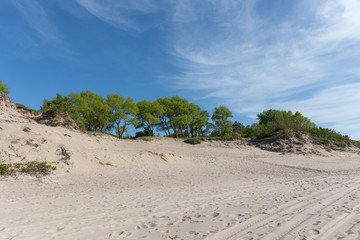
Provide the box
[211,106,233,137]
[242,110,315,139]
[155,96,209,138]
[1,80,356,146]
[41,93,212,138]
[0,80,10,95]
[183,138,204,145]
[107,94,138,138]
[15,103,41,115]
[39,93,359,146]
[136,100,163,137]
[0,161,56,176]
[237,109,354,148]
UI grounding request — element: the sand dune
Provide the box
[1,94,360,239]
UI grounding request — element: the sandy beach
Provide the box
[1,98,360,240]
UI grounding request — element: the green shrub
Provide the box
[245,110,351,146]
[20,161,55,175]
[0,164,11,175]
[15,104,40,115]
[0,80,10,95]
[309,127,348,142]
[184,138,203,145]
[352,140,360,148]
[0,162,56,176]
[251,110,315,139]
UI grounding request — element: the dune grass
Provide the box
[0,161,56,176]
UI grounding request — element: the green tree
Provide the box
[0,80,10,95]
[156,96,189,138]
[107,94,138,138]
[189,108,209,137]
[211,106,233,137]
[136,100,164,136]
[41,94,74,113]
[69,91,111,132]
[156,96,209,138]
[232,121,245,138]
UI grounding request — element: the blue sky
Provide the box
[1,0,360,139]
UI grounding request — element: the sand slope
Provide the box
[1,94,360,239]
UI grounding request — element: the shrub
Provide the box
[0,80,10,95]
[247,110,316,140]
[15,103,40,115]
[184,138,203,145]
[309,127,348,142]
[0,164,11,175]
[0,162,56,176]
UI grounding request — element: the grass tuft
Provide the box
[0,161,56,177]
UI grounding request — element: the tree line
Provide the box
[41,90,350,143]
[41,91,234,138]
[0,80,352,143]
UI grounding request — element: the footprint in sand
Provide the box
[188,230,199,235]
[212,212,220,217]
[108,231,123,238]
[313,220,321,226]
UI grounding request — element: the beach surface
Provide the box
[1,98,360,239]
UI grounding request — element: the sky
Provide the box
[1,0,360,139]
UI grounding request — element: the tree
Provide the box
[69,91,111,132]
[0,80,10,95]
[156,96,209,138]
[41,94,74,113]
[232,121,245,138]
[156,96,189,138]
[211,106,233,137]
[136,100,163,136]
[188,105,209,137]
[107,94,138,138]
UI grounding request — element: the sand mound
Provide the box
[249,133,358,156]
[0,92,16,110]
[0,92,20,118]
[35,110,80,130]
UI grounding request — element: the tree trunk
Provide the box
[120,122,127,138]
[170,121,178,138]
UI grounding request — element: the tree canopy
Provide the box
[107,94,138,138]
[69,91,111,132]
[155,96,209,138]
[39,91,352,144]
[211,105,233,137]
[136,100,163,136]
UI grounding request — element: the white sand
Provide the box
[1,101,360,239]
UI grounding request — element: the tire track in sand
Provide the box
[206,178,360,240]
[316,202,360,240]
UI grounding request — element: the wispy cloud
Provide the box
[11,0,59,40]
[169,0,360,139]
[74,0,163,31]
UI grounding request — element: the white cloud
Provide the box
[74,0,162,31]
[279,83,360,138]
[11,0,59,40]
[169,0,360,139]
